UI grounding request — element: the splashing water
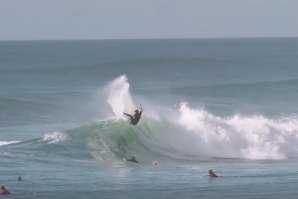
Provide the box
[106,75,136,119]
[176,103,298,159]
[42,132,68,144]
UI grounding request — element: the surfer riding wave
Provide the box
[123,105,143,125]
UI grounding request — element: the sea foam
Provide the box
[42,131,68,144]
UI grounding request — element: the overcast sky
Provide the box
[0,0,298,40]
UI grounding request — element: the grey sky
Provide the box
[0,0,298,40]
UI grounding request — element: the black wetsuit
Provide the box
[124,111,142,125]
[125,158,139,163]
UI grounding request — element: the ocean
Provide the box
[1,38,298,198]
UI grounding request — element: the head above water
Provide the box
[135,110,139,114]
[208,169,218,177]
[1,186,5,190]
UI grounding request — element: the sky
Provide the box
[0,0,298,40]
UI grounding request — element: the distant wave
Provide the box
[168,78,298,92]
[0,97,53,110]
[131,78,298,99]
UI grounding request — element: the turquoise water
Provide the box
[1,38,298,198]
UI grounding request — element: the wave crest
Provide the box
[177,103,298,159]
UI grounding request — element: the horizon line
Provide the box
[0,36,298,42]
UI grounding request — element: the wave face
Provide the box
[84,106,298,161]
[6,75,298,162]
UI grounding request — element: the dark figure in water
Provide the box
[123,106,143,125]
[125,156,139,163]
[208,169,218,177]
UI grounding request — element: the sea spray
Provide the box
[176,103,298,159]
[42,131,69,144]
[106,75,136,119]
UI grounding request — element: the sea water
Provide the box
[1,38,298,198]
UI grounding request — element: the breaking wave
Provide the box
[3,75,298,163]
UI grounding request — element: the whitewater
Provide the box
[1,38,298,199]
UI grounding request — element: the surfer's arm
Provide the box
[123,112,134,122]
[123,112,132,117]
[139,105,143,115]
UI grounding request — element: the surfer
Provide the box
[125,156,139,163]
[207,169,218,177]
[0,186,11,195]
[123,105,143,125]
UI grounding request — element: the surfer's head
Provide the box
[208,170,214,175]
[208,169,218,177]
[135,110,139,114]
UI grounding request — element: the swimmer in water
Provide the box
[207,169,218,177]
[0,186,11,195]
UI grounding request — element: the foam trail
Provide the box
[0,141,20,146]
[106,75,136,119]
